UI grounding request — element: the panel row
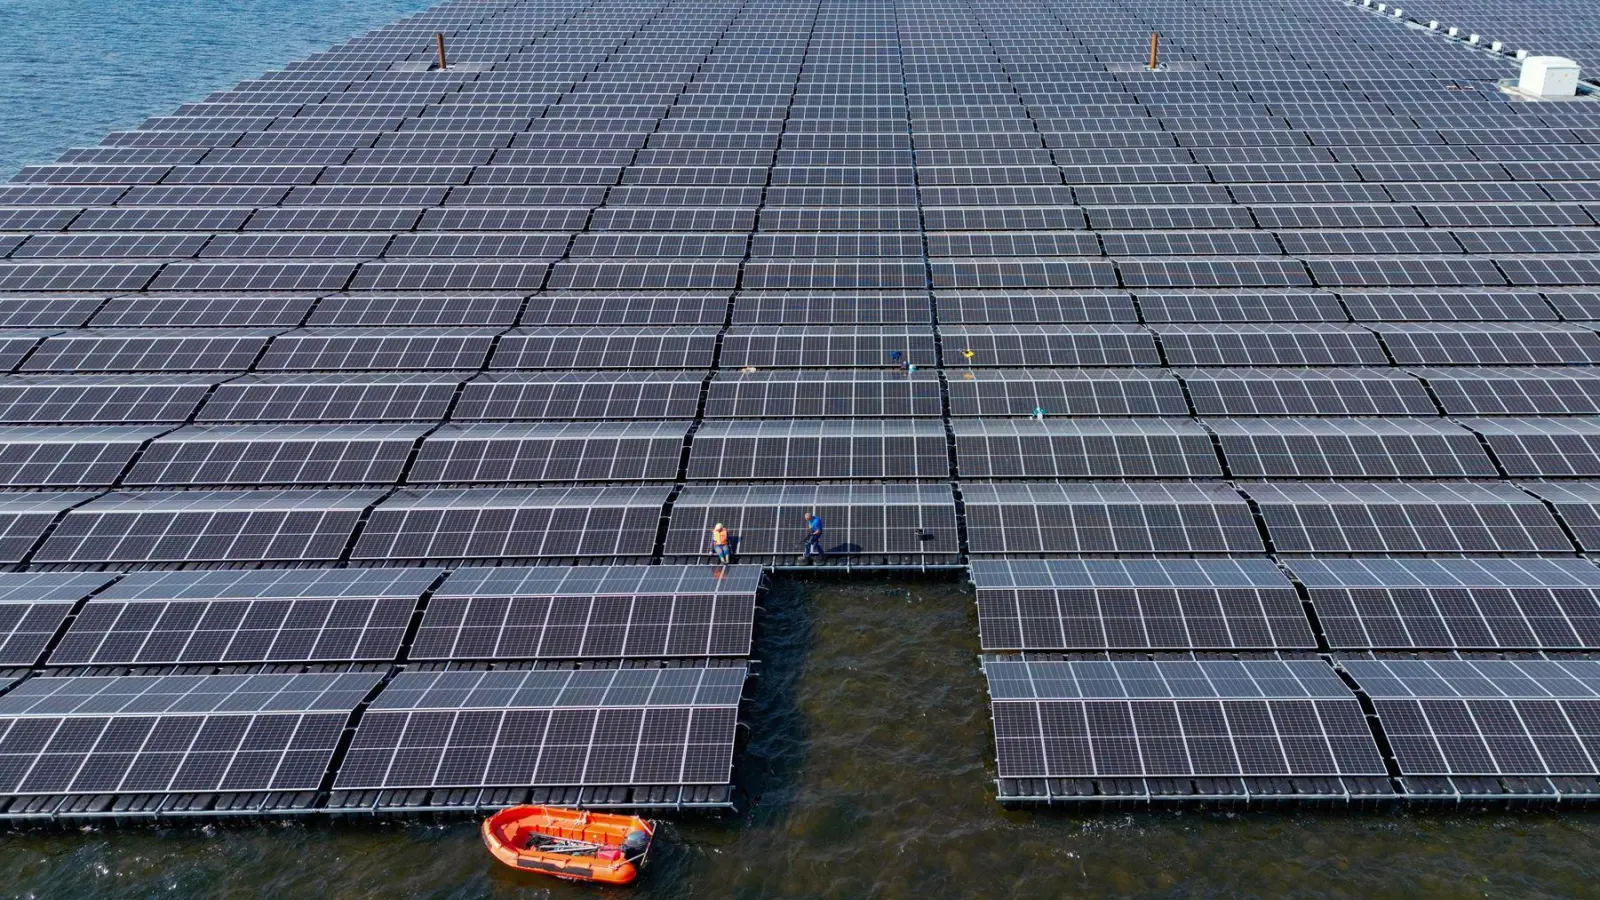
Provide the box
[985,657,1600,804]
[0,666,745,817]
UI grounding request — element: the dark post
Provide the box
[435,32,448,70]
[1148,31,1160,70]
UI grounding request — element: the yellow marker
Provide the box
[962,349,974,360]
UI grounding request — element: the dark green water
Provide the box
[3,576,1598,899]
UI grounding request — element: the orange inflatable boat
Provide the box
[481,805,655,885]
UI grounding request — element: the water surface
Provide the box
[0,0,437,177]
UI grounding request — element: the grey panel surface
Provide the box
[334,667,745,792]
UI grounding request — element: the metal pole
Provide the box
[435,32,448,70]
[1148,31,1159,70]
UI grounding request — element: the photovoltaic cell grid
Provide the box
[330,666,745,810]
[0,573,116,665]
[970,558,1315,651]
[0,673,380,801]
[1340,659,1600,799]
[48,569,441,666]
[1293,559,1600,650]
[0,0,1598,814]
[983,659,1391,802]
[665,483,959,562]
[410,565,761,659]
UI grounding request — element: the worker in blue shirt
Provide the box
[802,512,825,561]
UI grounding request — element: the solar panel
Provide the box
[11,233,206,259]
[455,372,704,421]
[935,290,1137,325]
[1245,482,1571,554]
[1463,418,1600,477]
[0,672,379,800]
[0,493,99,562]
[36,489,379,564]
[687,419,947,480]
[731,290,931,325]
[331,666,745,806]
[258,327,497,371]
[1290,557,1600,650]
[0,375,212,424]
[1342,658,1600,787]
[1156,324,1387,366]
[5,0,1600,815]
[1543,291,1600,320]
[151,262,358,293]
[246,206,423,232]
[524,291,730,326]
[947,369,1188,417]
[984,659,1388,801]
[196,372,461,422]
[91,295,317,328]
[1339,290,1557,323]
[410,565,761,660]
[1211,418,1498,478]
[964,482,1263,555]
[1182,368,1435,416]
[970,558,1314,650]
[1135,290,1343,324]
[50,568,438,665]
[353,486,668,561]
[942,324,1159,367]
[705,369,943,418]
[953,418,1219,478]
[124,423,426,486]
[492,326,718,369]
[1519,484,1600,552]
[0,286,105,331]
[411,422,688,483]
[546,259,738,291]
[0,573,116,665]
[1374,323,1600,365]
[0,425,166,487]
[309,293,524,327]
[721,326,938,368]
[664,483,957,561]
[23,328,279,373]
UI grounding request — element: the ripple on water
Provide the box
[0,0,438,177]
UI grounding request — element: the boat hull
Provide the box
[481,805,653,886]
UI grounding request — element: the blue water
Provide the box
[0,0,438,178]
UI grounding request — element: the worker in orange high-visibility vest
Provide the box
[710,523,731,564]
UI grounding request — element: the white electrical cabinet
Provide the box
[1519,56,1581,99]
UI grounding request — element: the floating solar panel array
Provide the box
[1368,0,1600,72]
[0,672,382,816]
[1337,658,1600,802]
[984,659,1391,803]
[0,0,833,822]
[918,0,1600,804]
[1,0,1600,818]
